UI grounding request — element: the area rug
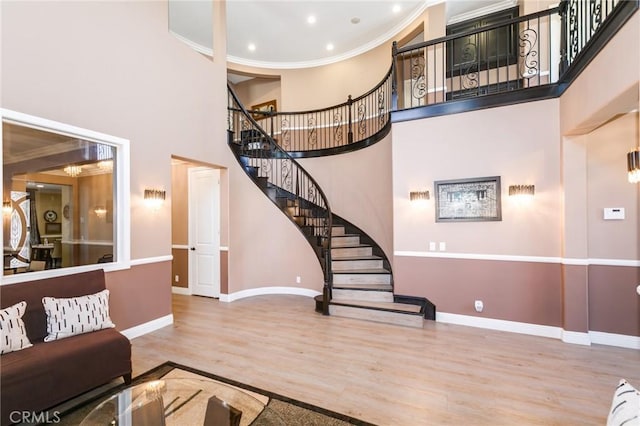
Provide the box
[56,361,375,425]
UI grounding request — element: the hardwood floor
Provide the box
[131,294,640,425]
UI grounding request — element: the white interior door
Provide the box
[188,167,220,298]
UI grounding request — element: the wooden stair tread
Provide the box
[333,268,390,274]
[333,284,392,291]
[332,255,382,261]
[330,299,423,314]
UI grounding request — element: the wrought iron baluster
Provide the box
[357,102,366,137]
[519,22,539,81]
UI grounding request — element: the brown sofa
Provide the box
[0,269,131,426]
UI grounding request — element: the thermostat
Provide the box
[603,208,625,220]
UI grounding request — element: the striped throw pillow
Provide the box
[42,289,115,342]
[0,301,33,354]
[607,379,640,426]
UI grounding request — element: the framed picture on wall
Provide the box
[250,99,277,120]
[45,222,62,234]
[434,176,502,222]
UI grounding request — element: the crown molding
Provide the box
[169,30,213,57]
[447,0,518,25]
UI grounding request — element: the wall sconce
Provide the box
[508,185,535,197]
[3,201,11,215]
[409,190,430,201]
[144,189,166,209]
[63,165,82,178]
[94,206,107,218]
[628,149,640,183]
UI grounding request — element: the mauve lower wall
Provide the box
[394,256,563,326]
[106,262,172,331]
[589,265,640,336]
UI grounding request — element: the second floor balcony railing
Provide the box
[393,7,561,110]
[229,0,636,154]
[243,66,393,157]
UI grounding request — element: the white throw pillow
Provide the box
[42,289,115,342]
[0,301,33,354]
[607,379,640,426]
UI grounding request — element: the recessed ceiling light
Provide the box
[307,15,316,25]
[392,4,402,14]
[248,43,256,52]
[326,43,334,51]
[351,17,360,24]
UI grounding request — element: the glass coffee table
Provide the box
[80,377,284,425]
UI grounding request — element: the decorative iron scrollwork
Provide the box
[308,185,318,204]
[260,158,272,176]
[333,111,343,144]
[460,41,479,91]
[590,0,603,36]
[411,55,426,104]
[281,158,292,192]
[377,91,386,126]
[357,103,366,137]
[307,117,317,146]
[281,118,290,149]
[568,0,579,63]
[519,28,539,79]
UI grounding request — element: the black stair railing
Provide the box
[227,84,333,314]
[393,7,561,109]
[559,0,622,73]
[246,66,393,157]
[392,0,635,111]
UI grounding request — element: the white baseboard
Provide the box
[120,314,173,340]
[562,330,591,346]
[436,312,562,339]
[437,312,639,349]
[171,286,191,295]
[590,331,640,350]
[220,286,321,303]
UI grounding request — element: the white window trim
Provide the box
[1,108,131,285]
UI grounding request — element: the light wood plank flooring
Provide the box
[131,294,640,425]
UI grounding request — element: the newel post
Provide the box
[558,0,569,76]
[391,41,398,111]
[347,95,354,144]
[322,248,331,315]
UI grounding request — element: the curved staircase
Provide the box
[323,215,435,328]
[227,83,435,328]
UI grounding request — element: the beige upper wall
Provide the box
[299,134,394,262]
[586,112,639,260]
[233,78,281,113]
[393,98,563,257]
[560,13,639,135]
[171,163,189,246]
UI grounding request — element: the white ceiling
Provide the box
[169,0,512,69]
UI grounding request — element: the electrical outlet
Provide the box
[439,242,446,251]
[429,242,436,251]
[174,275,179,283]
[296,276,301,284]
[474,300,483,312]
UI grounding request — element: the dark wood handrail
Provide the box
[395,6,560,55]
